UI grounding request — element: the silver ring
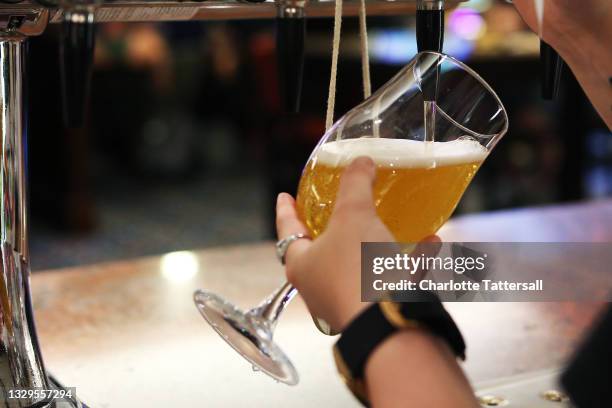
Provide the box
[276,233,311,265]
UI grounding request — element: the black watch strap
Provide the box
[335,292,465,385]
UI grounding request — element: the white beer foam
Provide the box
[315,138,487,168]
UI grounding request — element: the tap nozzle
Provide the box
[416,0,444,53]
[60,6,95,128]
[540,40,564,99]
[276,0,306,113]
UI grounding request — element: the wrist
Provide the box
[543,20,610,69]
[333,300,466,405]
[332,300,371,333]
[365,329,445,376]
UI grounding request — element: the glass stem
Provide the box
[256,282,297,330]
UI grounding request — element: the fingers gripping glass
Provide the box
[194,51,509,385]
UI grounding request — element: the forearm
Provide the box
[555,33,612,129]
[364,330,478,408]
[512,0,611,128]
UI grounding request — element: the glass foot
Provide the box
[194,290,299,385]
[38,373,87,407]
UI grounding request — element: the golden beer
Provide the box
[296,138,486,242]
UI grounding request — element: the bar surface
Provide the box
[31,200,610,406]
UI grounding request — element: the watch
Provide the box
[333,293,465,405]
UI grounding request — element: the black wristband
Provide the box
[335,292,465,384]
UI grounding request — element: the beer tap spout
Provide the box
[59,2,95,128]
[416,0,444,53]
[540,40,564,100]
[276,0,306,113]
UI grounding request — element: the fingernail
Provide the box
[277,192,289,206]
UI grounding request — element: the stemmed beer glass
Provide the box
[194,51,509,385]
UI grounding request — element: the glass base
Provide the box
[36,373,86,407]
[194,290,298,385]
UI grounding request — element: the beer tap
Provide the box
[540,40,563,99]
[275,0,306,113]
[533,0,564,99]
[510,0,563,100]
[416,0,444,53]
[59,0,95,127]
[416,0,444,113]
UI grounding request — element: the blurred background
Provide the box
[27,0,611,270]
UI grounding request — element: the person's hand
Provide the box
[276,157,438,333]
[276,158,477,407]
[512,0,611,54]
[513,0,611,128]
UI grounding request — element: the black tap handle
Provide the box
[416,3,444,102]
[416,8,444,53]
[60,9,95,128]
[540,40,564,99]
[276,14,305,113]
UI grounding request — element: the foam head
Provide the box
[314,137,488,168]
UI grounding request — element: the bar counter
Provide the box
[31,200,611,407]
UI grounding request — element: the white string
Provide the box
[325,0,343,131]
[358,0,371,99]
[325,0,372,131]
[358,0,377,137]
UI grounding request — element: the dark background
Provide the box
[25,2,611,270]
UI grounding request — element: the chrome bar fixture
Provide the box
[0,7,82,406]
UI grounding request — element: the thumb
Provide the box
[333,156,377,216]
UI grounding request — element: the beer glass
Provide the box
[194,51,508,385]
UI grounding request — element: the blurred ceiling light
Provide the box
[161,251,199,283]
[369,28,474,63]
[370,30,418,64]
[449,8,487,41]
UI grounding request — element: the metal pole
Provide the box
[0,32,49,407]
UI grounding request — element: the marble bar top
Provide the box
[31,200,611,407]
